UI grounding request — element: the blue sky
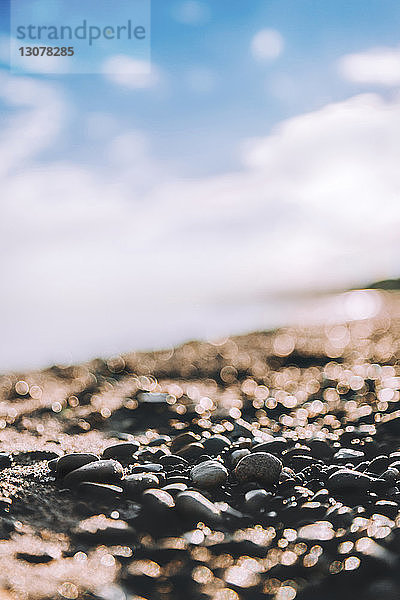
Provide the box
[1,1,400,370]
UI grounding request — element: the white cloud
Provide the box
[172,1,210,25]
[338,46,400,86]
[251,29,284,61]
[1,66,400,370]
[102,55,159,89]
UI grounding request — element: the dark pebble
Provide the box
[0,453,12,469]
[123,473,160,499]
[55,453,99,477]
[170,432,200,453]
[63,459,123,487]
[327,469,375,492]
[235,452,282,485]
[102,442,139,461]
[176,443,205,459]
[78,482,123,503]
[202,435,231,455]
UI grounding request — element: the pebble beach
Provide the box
[0,291,400,600]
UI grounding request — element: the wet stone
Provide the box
[202,435,231,455]
[244,489,272,513]
[251,437,287,454]
[175,490,223,525]
[148,435,171,446]
[333,448,365,464]
[176,442,205,459]
[190,460,228,489]
[55,453,99,477]
[0,453,12,469]
[235,452,282,486]
[162,483,188,496]
[62,459,123,487]
[123,473,160,499]
[142,488,175,513]
[369,455,390,475]
[170,432,200,454]
[130,463,163,473]
[230,448,250,467]
[327,469,375,492]
[159,454,188,468]
[102,442,139,460]
[78,482,123,503]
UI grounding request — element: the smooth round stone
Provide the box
[244,489,272,513]
[0,453,12,469]
[162,483,188,497]
[130,463,164,473]
[327,469,374,492]
[251,437,287,454]
[170,432,200,454]
[78,482,123,503]
[374,501,399,519]
[159,454,188,468]
[307,439,334,458]
[176,443,205,459]
[142,488,175,512]
[235,452,282,485]
[63,459,123,487]
[202,435,231,456]
[148,436,171,447]
[55,453,99,477]
[102,442,139,461]
[325,504,354,527]
[230,449,250,467]
[123,473,160,499]
[369,456,390,475]
[166,475,191,485]
[381,468,400,483]
[282,446,312,460]
[190,460,228,489]
[333,449,365,464]
[175,491,223,525]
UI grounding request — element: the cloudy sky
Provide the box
[1,0,400,371]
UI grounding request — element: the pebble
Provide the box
[78,482,123,503]
[235,452,282,485]
[333,448,365,463]
[175,443,205,459]
[190,460,228,489]
[123,473,160,499]
[327,469,375,492]
[54,453,99,477]
[62,459,123,487]
[170,432,200,453]
[244,489,272,513]
[159,454,188,468]
[102,442,139,460]
[202,435,230,455]
[130,463,164,473]
[142,488,175,513]
[230,448,250,467]
[0,453,11,469]
[251,437,287,454]
[175,490,223,525]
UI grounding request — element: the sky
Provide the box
[0,0,400,371]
